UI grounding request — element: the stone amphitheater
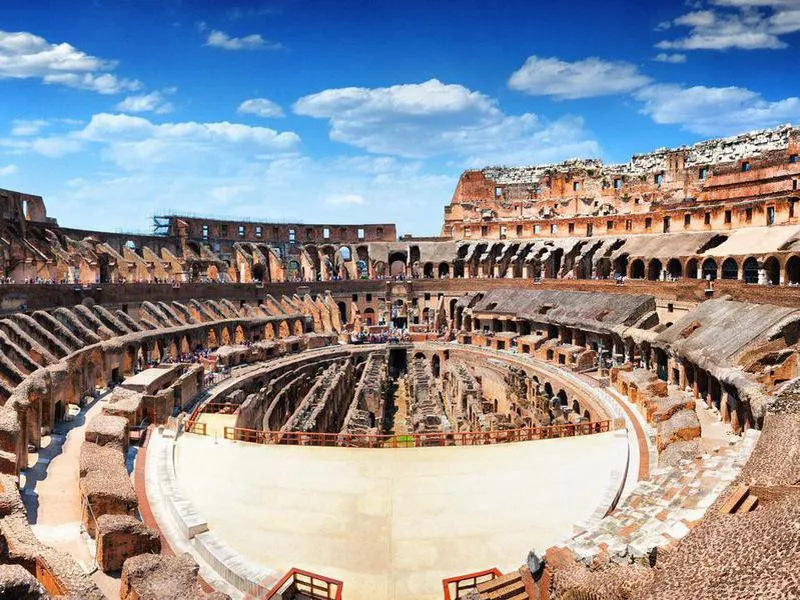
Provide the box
[0,125,799,599]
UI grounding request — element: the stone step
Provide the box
[738,493,759,513]
[718,483,750,515]
[476,571,528,600]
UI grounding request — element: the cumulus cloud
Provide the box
[0,30,140,93]
[294,78,599,163]
[11,119,49,136]
[633,84,800,136]
[654,53,687,63]
[116,90,175,115]
[238,98,284,118]
[657,2,800,51]
[200,24,282,50]
[507,56,651,99]
[325,193,365,206]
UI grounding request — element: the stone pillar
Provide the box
[493,264,501,278]
[758,268,768,285]
[523,264,530,279]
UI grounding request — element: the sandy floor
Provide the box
[175,431,627,600]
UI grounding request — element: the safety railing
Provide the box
[263,567,343,600]
[219,420,617,448]
[442,568,502,600]
[184,420,207,435]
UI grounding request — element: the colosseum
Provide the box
[0,124,799,600]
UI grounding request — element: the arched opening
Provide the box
[572,399,581,415]
[743,257,759,284]
[630,259,645,279]
[363,307,375,327]
[293,320,304,336]
[764,256,780,285]
[438,262,450,278]
[252,262,267,282]
[234,325,246,344]
[647,258,663,281]
[666,258,682,279]
[423,262,434,278]
[221,327,231,345]
[207,329,218,349]
[264,323,275,339]
[278,321,290,338]
[557,390,568,407]
[686,258,698,279]
[356,259,368,279]
[595,258,612,279]
[287,260,300,281]
[701,258,718,281]
[389,252,407,278]
[786,256,800,285]
[373,261,386,278]
[339,246,352,261]
[721,258,738,280]
[453,259,465,278]
[449,298,458,319]
[544,382,553,398]
[431,355,440,378]
[613,255,629,278]
[337,302,347,324]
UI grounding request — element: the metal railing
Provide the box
[212,420,616,448]
[184,420,207,435]
[263,567,343,600]
[442,568,502,600]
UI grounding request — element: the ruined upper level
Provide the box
[443,125,800,239]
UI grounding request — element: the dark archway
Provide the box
[686,258,698,279]
[666,258,682,279]
[764,256,780,285]
[702,258,718,281]
[647,258,663,281]
[721,258,738,280]
[438,262,450,278]
[252,262,267,282]
[743,257,759,284]
[630,259,645,279]
[786,256,800,285]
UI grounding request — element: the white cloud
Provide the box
[116,90,175,115]
[294,78,599,163]
[238,98,284,118]
[657,2,800,51]
[0,165,17,176]
[11,119,49,136]
[0,30,141,93]
[203,27,282,51]
[634,84,800,136]
[507,56,651,99]
[325,193,365,206]
[654,53,688,63]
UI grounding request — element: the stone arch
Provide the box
[293,320,304,336]
[373,261,386,278]
[544,382,553,398]
[252,262,267,282]
[613,255,629,278]
[686,258,699,279]
[167,339,178,360]
[438,262,450,278]
[743,256,759,284]
[449,298,458,319]
[180,336,191,355]
[363,307,375,326]
[666,258,682,279]
[264,323,275,339]
[786,255,800,285]
[389,252,407,277]
[431,354,440,378]
[557,389,568,407]
[234,325,246,344]
[701,258,718,281]
[423,262,434,278]
[453,259,465,278]
[764,255,780,285]
[721,257,739,280]
[337,301,347,324]
[278,320,290,338]
[630,259,645,279]
[595,257,612,278]
[572,399,581,415]
[220,327,231,345]
[647,258,662,281]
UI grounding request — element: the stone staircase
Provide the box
[475,569,532,600]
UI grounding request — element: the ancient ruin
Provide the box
[0,124,799,598]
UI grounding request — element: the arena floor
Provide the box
[174,431,627,599]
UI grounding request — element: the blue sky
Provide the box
[1,0,799,236]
